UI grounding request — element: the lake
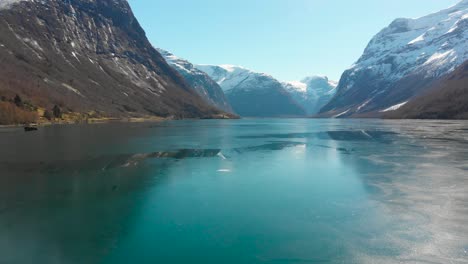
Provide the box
[0,119,467,264]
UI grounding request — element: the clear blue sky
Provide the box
[128,0,459,81]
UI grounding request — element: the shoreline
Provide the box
[3,117,468,129]
[0,114,238,129]
[0,116,167,129]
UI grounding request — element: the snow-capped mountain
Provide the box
[157,49,233,113]
[196,65,306,117]
[320,0,468,117]
[283,76,337,115]
[0,0,228,119]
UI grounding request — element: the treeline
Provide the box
[0,94,38,125]
[0,94,67,125]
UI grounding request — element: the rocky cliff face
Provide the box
[386,60,468,119]
[157,49,233,113]
[196,65,306,117]
[0,0,224,119]
[283,76,337,115]
[320,0,468,117]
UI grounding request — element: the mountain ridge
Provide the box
[0,0,228,123]
[320,0,468,117]
[157,48,233,113]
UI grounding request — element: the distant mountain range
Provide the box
[320,0,468,118]
[0,0,229,122]
[195,65,306,117]
[1,0,467,121]
[283,76,337,115]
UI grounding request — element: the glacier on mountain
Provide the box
[283,76,337,115]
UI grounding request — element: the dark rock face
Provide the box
[387,61,468,119]
[319,68,438,118]
[0,0,223,118]
[157,49,233,113]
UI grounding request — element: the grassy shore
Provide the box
[0,111,237,128]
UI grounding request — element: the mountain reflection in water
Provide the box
[0,119,467,264]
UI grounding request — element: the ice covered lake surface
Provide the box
[0,119,467,264]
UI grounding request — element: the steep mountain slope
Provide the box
[0,0,226,120]
[283,76,337,115]
[196,65,306,117]
[157,49,233,113]
[386,60,468,119]
[320,0,468,117]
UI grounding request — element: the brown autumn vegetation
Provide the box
[0,0,231,122]
[0,101,38,125]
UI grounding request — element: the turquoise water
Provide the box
[0,119,467,263]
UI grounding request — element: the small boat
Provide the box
[24,125,38,132]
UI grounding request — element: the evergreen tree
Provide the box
[43,110,52,120]
[53,105,62,118]
[14,95,23,108]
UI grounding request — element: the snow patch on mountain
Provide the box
[284,81,307,92]
[157,48,200,76]
[333,109,350,118]
[380,101,408,112]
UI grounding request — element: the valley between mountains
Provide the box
[0,0,467,124]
